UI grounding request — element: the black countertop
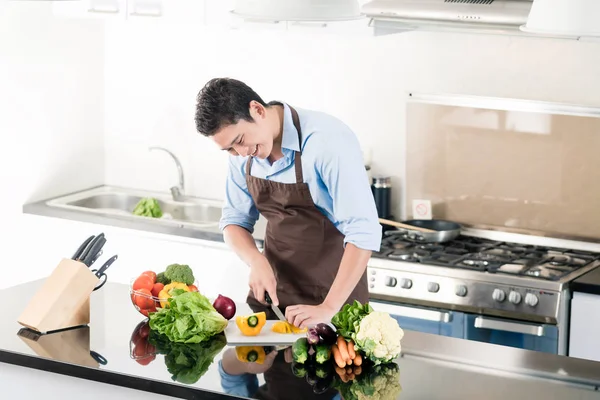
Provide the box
[2,280,600,400]
[571,266,600,295]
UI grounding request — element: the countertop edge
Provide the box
[571,268,600,295]
[0,348,238,400]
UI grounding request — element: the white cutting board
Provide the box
[224,320,306,346]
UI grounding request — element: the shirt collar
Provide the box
[281,103,301,152]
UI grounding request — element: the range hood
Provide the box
[362,0,600,39]
[231,0,362,22]
[362,0,534,36]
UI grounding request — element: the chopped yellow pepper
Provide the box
[158,282,190,308]
[271,321,307,334]
[235,346,266,364]
[235,312,267,336]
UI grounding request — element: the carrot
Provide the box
[347,340,356,359]
[331,344,346,369]
[346,358,352,366]
[335,366,347,378]
[346,366,353,374]
[353,366,362,376]
[353,353,363,366]
[336,336,350,362]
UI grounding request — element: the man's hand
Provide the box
[285,302,338,329]
[249,254,279,306]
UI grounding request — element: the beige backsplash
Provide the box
[406,102,600,241]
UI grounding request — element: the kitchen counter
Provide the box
[571,265,600,295]
[2,280,600,400]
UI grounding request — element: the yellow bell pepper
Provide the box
[271,321,307,334]
[235,312,267,336]
[158,282,190,308]
[235,346,266,364]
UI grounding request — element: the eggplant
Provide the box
[306,327,320,345]
[315,323,337,345]
[291,361,307,378]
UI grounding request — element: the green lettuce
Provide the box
[331,300,373,341]
[133,197,163,218]
[149,331,227,384]
[148,291,228,343]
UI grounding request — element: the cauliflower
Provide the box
[355,311,405,365]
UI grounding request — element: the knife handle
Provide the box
[265,291,272,304]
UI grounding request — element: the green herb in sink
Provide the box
[133,197,163,218]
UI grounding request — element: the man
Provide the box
[195,77,381,328]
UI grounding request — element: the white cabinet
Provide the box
[569,291,600,362]
[53,0,165,20]
[53,0,127,20]
[287,18,372,37]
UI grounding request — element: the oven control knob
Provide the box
[385,277,397,287]
[400,278,412,289]
[492,289,506,302]
[427,282,440,293]
[509,291,522,304]
[455,285,468,297]
[525,293,539,307]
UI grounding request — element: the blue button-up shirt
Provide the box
[219,103,381,252]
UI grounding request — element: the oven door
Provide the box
[463,314,559,354]
[370,300,464,338]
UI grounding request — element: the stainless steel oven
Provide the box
[367,228,600,356]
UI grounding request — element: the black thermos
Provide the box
[371,176,392,219]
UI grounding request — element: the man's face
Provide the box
[211,101,274,159]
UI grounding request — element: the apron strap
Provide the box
[245,104,304,184]
[289,106,304,184]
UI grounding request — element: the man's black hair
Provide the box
[195,78,270,137]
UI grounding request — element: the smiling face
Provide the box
[211,101,277,159]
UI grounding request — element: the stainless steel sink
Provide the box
[45,186,223,228]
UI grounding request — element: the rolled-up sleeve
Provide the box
[219,156,259,233]
[314,126,382,252]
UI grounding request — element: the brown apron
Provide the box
[245,105,369,317]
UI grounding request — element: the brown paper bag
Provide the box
[18,258,99,333]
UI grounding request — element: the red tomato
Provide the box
[138,323,150,339]
[133,275,154,291]
[134,288,154,310]
[133,342,156,366]
[151,282,164,297]
[188,284,199,292]
[141,271,157,284]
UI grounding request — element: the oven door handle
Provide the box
[474,316,545,337]
[369,301,452,323]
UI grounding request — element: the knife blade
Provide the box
[265,291,286,322]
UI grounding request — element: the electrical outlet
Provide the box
[412,199,432,220]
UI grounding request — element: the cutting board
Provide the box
[224,320,306,346]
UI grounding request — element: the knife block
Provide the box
[18,258,99,334]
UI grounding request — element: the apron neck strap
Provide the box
[245,104,304,184]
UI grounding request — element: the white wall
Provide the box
[0,2,105,223]
[103,18,600,220]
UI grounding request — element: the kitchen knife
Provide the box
[82,236,106,267]
[72,235,95,261]
[78,233,105,263]
[94,254,118,279]
[265,291,286,322]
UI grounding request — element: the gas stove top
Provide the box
[373,233,600,281]
[367,231,600,325]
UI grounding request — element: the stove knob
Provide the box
[385,277,397,287]
[492,289,506,302]
[525,293,539,307]
[400,278,412,289]
[455,285,468,297]
[427,282,440,293]
[509,291,522,305]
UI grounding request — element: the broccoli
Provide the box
[164,264,195,285]
[156,272,171,285]
[133,198,163,218]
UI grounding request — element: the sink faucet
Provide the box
[149,146,186,201]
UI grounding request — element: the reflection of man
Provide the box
[218,347,342,400]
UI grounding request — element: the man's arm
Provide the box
[285,124,381,327]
